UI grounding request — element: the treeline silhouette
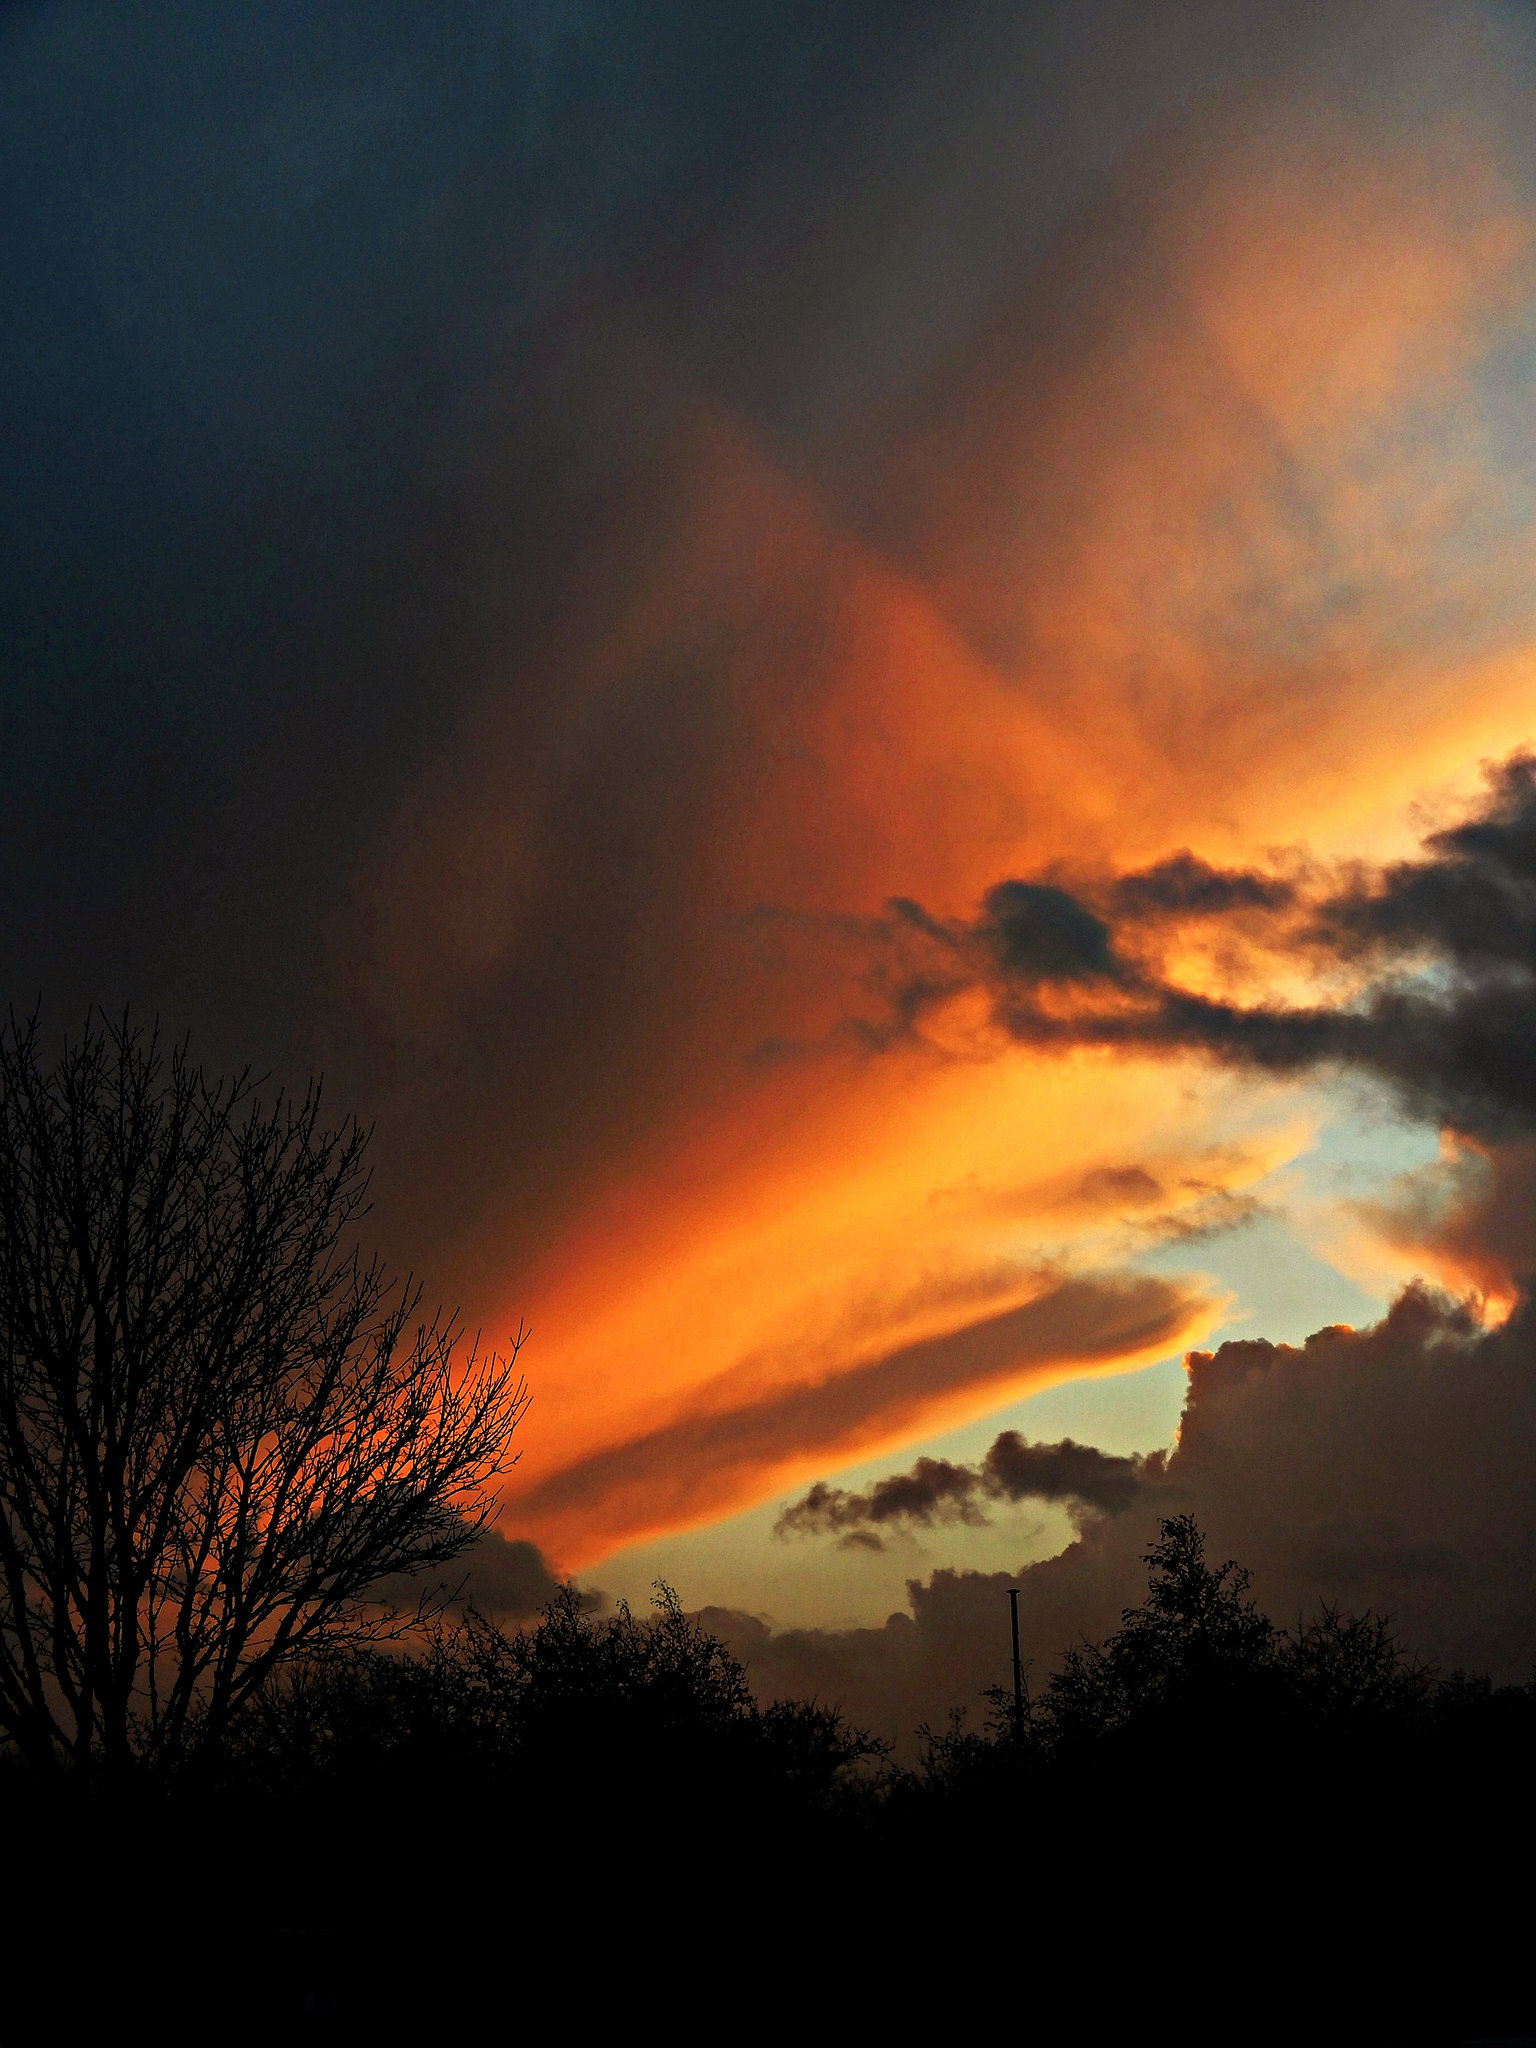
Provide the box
[892,1517,1535,2046]
[218,1581,882,1815]
[7,1517,1530,2038]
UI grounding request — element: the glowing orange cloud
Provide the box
[514,1270,1208,1568]
[341,70,1536,1570]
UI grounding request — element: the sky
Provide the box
[9,0,1536,1740]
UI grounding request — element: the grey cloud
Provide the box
[1317,754,1536,968]
[859,755,1536,1158]
[982,1430,1145,1515]
[775,1431,1146,1549]
[452,1529,566,1617]
[979,882,1122,985]
[1143,1185,1267,1245]
[1074,1164,1164,1208]
[1106,852,1296,922]
[1071,1162,1266,1242]
[776,1461,990,1547]
[370,1526,562,1620]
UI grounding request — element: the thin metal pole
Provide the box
[1009,1587,1024,1734]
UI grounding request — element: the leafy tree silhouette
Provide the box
[1039,1511,1282,1745]
[907,1512,1484,1813]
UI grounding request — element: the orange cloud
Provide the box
[335,56,1536,1573]
[511,1270,1209,1568]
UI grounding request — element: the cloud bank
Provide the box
[369,1526,563,1621]
[717,1283,1536,1749]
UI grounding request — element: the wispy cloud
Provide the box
[509,1272,1206,1564]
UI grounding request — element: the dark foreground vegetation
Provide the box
[5,1517,1532,2042]
[0,1015,1527,2039]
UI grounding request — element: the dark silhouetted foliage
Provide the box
[1,1483,1530,2041]
[1036,1512,1284,1743]
[219,1580,883,1812]
[885,1515,1536,2045]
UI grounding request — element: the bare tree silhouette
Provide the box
[0,1012,529,1774]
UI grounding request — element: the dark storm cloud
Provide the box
[862,754,1536,1146]
[980,883,1121,985]
[3,0,1508,1368]
[1318,753,1536,968]
[0,0,1377,1293]
[775,1431,1145,1548]
[0,0,1308,1361]
[1106,853,1296,922]
[716,1285,1536,1751]
[0,0,994,1296]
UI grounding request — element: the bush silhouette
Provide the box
[224,1580,883,1816]
[910,1513,1503,1803]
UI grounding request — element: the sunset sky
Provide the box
[9,0,1536,1722]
